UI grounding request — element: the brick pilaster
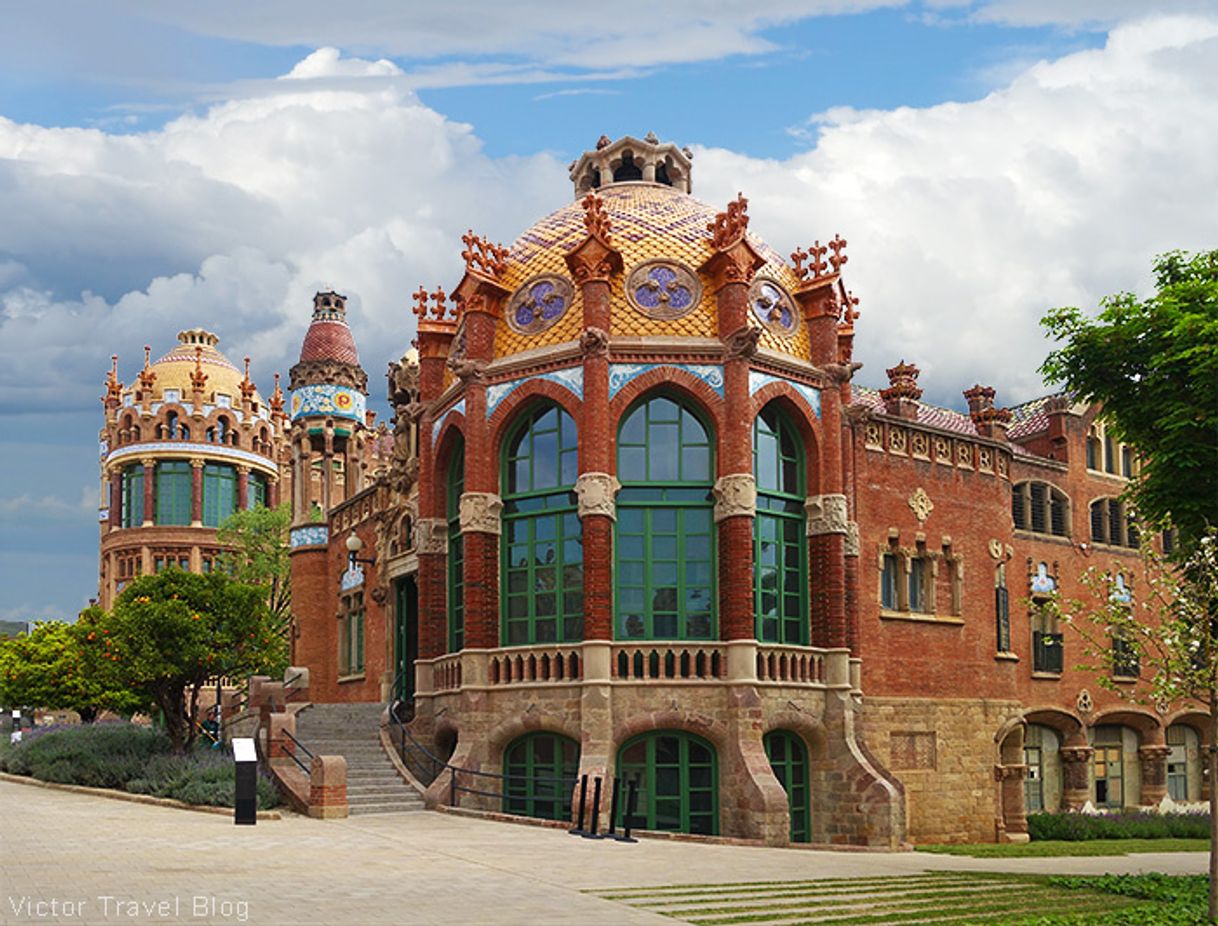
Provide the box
[108,469,122,529]
[141,457,156,526]
[236,465,249,510]
[190,457,204,527]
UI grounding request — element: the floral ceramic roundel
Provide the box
[625,259,702,320]
[506,274,574,335]
[749,277,799,337]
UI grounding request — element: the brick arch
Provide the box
[608,367,725,444]
[433,412,466,473]
[202,409,241,448]
[994,715,1028,764]
[762,711,828,759]
[154,403,191,439]
[1023,706,1086,747]
[487,712,583,759]
[752,388,824,494]
[1090,707,1164,745]
[488,379,583,471]
[1164,709,1211,745]
[612,709,730,756]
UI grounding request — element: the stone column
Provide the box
[566,194,623,643]
[141,457,156,526]
[1139,745,1171,806]
[236,465,250,511]
[459,491,502,649]
[997,764,1029,841]
[1059,745,1094,810]
[321,422,334,514]
[190,458,204,527]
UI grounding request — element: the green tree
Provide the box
[94,570,288,752]
[1040,248,1218,548]
[216,502,292,625]
[0,619,138,721]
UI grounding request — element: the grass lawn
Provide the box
[588,872,1208,924]
[916,838,1209,857]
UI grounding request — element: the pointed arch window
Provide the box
[447,437,465,652]
[616,395,715,640]
[502,404,582,645]
[753,405,807,644]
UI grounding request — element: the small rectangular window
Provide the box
[995,585,1010,652]
[1030,483,1047,534]
[908,559,930,613]
[881,553,899,610]
[1091,502,1106,543]
[1050,492,1068,537]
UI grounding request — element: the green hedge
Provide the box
[0,723,279,810]
[1028,810,1208,841]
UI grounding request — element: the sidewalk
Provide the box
[0,779,1206,926]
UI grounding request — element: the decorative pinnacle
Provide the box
[430,286,448,320]
[828,234,848,273]
[411,286,429,318]
[581,192,613,242]
[190,346,208,392]
[791,240,830,281]
[460,230,509,279]
[707,193,749,250]
[240,357,256,399]
[270,373,284,414]
[137,346,156,390]
[104,355,122,403]
[842,290,861,325]
[880,360,922,403]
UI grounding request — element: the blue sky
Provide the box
[1,0,1215,623]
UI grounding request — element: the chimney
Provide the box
[881,360,922,420]
[964,384,1012,440]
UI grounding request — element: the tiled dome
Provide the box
[146,329,264,406]
[299,291,360,366]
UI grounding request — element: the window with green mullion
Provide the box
[122,465,144,528]
[202,463,237,527]
[616,731,717,836]
[764,729,810,842]
[502,732,579,821]
[753,406,807,644]
[503,506,583,645]
[446,440,464,653]
[155,461,192,526]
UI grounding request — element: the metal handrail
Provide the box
[280,728,314,776]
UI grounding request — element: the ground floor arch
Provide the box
[502,731,580,821]
[764,729,811,843]
[616,730,718,836]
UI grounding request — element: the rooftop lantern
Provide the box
[569,132,693,197]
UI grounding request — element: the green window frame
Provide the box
[447,438,465,652]
[202,463,238,527]
[502,405,583,645]
[339,590,365,676]
[503,732,580,821]
[753,406,807,644]
[248,473,268,509]
[121,464,144,528]
[616,395,715,641]
[616,730,717,835]
[155,461,192,526]
[764,730,810,843]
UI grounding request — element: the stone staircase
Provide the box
[294,702,425,815]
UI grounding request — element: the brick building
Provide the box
[98,329,290,609]
[287,133,1204,845]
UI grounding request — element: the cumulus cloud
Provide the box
[693,14,1218,406]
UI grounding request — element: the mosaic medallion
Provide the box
[625,259,701,319]
[749,277,798,337]
[506,274,574,335]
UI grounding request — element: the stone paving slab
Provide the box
[0,779,1206,926]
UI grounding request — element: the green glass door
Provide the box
[394,576,417,704]
[616,731,717,835]
[764,730,810,842]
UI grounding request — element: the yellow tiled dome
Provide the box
[144,329,265,407]
[494,183,809,360]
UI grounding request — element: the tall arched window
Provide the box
[447,437,465,652]
[616,395,714,640]
[764,730,810,843]
[753,406,807,644]
[502,405,582,646]
[155,461,192,526]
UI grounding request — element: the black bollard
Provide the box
[582,777,604,839]
[617,778,639,843]
[606,777,621,837]
[569,773,589,834]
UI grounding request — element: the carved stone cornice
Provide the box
[459,492,503,535]
[806,493,848,536]
[713,474,756,522]
[575,472,620,520]
[415,518,447,555]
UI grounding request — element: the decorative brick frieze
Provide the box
[712,473,756,522]
[806,493,848,536]
[575,472,620,520]
[459,492,503,535]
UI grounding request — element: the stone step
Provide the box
[347,794,424,808]
[348,803,425,815]
[347,786,416,799]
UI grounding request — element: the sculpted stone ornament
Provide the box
[459,492,503,535]
[580,327,610,358]
[575,472,621,520]
[723,326,761,361]
[805,494,848,536]
[908,487,934,524]
[415,518,447,555]
[712,474,756,522]
[447,357,486,384]
[824,361,863,385]
[1076,689,1093,714]
[842,402,873,427]
[844,521,860,557]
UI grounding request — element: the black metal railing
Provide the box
[280,728,314,776]
[1033,632,1064,673]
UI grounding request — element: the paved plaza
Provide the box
[0,778,1207,926]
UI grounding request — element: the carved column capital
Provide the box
[458,491,503,535]
[994,764,1028,782]
[575,472,620,520]
[713,473,756,522]
[189,457,205,469]
[806,493,848,536]
[415,518,448,555]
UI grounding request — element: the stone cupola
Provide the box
[569,132,693,197]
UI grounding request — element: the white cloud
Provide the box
[693,14,1218,407]
[0,485,95,519]
[281,47,403,80]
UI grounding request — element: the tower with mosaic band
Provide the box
[97,329,289,609]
